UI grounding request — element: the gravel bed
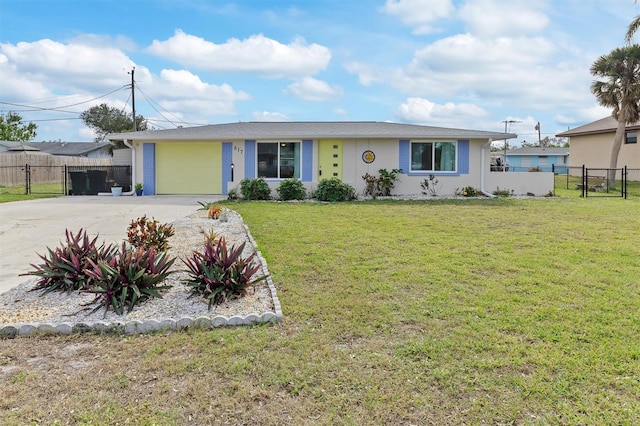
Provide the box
[0,209,282,337]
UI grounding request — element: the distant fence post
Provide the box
[25,163,30,195]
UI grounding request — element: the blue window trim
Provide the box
[244,140,256,179]
[302,139,313,182]
[143,143,156,195]
[399,139,469,176]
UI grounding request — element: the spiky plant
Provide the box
[24,229,116,295]
[182,237,268,310]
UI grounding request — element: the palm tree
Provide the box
[590,45,640,189]
[627,1,640,44]
[627,16,640,44]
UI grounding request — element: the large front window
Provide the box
[257,142,300,179]
[411,142,456,172]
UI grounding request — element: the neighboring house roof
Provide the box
[108,121,516,142]
[0,141,48,154]
[556,116,640,137]
[505,147,569,156]
[0,141,111,156]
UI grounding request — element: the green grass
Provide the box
[1,197,640,424]
[0,182,64,203]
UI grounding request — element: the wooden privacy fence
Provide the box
[0,153,113,187]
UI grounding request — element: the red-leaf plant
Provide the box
[23,229,116,295]
[84,242,175,316]
[182,237,268,311]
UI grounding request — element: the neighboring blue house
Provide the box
[505,147,569,172]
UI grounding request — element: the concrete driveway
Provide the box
[0,195,224,294]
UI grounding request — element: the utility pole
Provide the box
[129,67,136,132]
[501,119,521,172]
[535,121,541,146]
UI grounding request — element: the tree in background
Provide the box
[0,111,37,141]
[590,45,640,189]
[80,103,148,149]
[520,137,569,148]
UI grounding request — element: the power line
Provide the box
[0,86,129,113]
[135,86,187,127]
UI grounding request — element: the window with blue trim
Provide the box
[257,142,300,179]
[411,141,457,172]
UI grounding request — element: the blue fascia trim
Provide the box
[222,142,232,195]
[458,140,469,174]
[244,140,256,179]
[142,143,155,195]
[302,139,313,182]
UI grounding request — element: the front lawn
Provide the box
[1,197,639,424]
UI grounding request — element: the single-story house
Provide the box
[556,116,640,171]
[108,121,554,197]
[504,147,570,173]
[0,141,111,158]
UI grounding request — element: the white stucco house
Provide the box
[108,121,554,197]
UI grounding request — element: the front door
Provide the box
[318,139,342,180]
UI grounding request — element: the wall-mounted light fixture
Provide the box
[231,163,234,182]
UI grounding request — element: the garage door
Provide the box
[156,142,222,194]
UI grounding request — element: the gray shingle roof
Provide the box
[506,147,569,156]
[108,121,515,141]
[556,116,640,137]
[0,141,111,156]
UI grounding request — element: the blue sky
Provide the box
[0,0,637,145]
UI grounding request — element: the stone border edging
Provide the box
[0,216,283,338]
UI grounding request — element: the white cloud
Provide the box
[0,39,135,91]
[142,69,251,122]
[344,61,386,86]
[285,76,343,102]
[146,30,331,77]
[396,97,489,127]
[386,33,595,111]
[382,0,454,34]
[459,0,550,38]
[252,111,289,121]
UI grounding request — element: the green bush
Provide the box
[313,178,356,202]
[378,168,403,196]
[85,243,175,315]
[182,237,268,310]
[457,186,478,197]
[276,178,307,200]
[240,178,271,200]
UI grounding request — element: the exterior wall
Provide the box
[506,154,567,172]
[112,148,132,166]
[570,132,640,170]
[135,137,549,197]
[485,172,555,196]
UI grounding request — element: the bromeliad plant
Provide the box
[183,237,268,310]
[127,215,175,252]
[84,242,175,315]
[24,229,117,295]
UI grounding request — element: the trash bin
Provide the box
[69,171,88,195]
[86,170,107,194]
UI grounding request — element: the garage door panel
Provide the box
[156,143,221,194]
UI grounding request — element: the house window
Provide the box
[410,142,457,172]
[538,156,548,165]
[257,142,300,179]
[521,157,531,167]
[626,132,637,144]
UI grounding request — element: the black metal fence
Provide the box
[553,165,636,198]
[66,165,131,195]
[0,164,131,195]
